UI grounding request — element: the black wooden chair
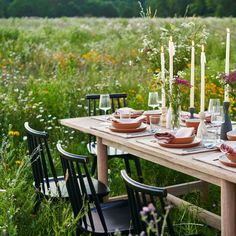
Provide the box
[86,93,143,181]
[24,122,109,207]
[121,169,176,236]
[57,144,132,235]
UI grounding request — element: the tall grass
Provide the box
[1,17,235,235]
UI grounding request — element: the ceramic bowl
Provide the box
[170,135,195,144]
[143,110,161,124]
[226,153,236,163]
[111,120,141,130]
[227,130,236,141]
[185,119,200,133]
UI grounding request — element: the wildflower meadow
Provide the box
[1,17,236,235]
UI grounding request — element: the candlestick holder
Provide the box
[197,111,207,140]
[161,107,167,127]
[220,101,232,140]
[189,107,195,119]
[166,107,172,129]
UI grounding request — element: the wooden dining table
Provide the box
[60,116,236,236]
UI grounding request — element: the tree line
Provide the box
[0,0,236,18]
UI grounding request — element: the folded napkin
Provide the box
[181,111,211,122]
[220,143,236,154]
[112,115,146,124]
[116,107,144,115]
[175,127,195,138]
[154,132,175,143]
[154,127,195,144]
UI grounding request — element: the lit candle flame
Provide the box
[170,36,172,42]
[202,45,204,52]
[192,41,195,47]
[227,28,230,33]
[161,46,164,53]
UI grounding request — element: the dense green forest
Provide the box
[0,0,236,18]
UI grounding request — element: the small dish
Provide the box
[226,153,236,163]
[170,135,195,144]
[109,124,147,133]
[143,110,161,124]
[219,155,236,168]
[227,130,236,141]
[185,119,200,133]
[111,120,141,130]
[158,138,201,148]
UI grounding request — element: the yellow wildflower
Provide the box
[15,160,24,167]
[8,130,20,137]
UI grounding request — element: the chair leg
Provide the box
[124,158,131,176]
[134,157,143,183]
[90,155,97,176]
[33,193,43,214]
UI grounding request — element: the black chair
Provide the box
[121,169,176,236]
[24,122,109,206]
[57,144,132,235]
[86,93,143,181]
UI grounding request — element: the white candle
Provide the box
[200,45,206,112]
[168,36,175,95]
[224,28,230,101]
[161,46,166,108]
[190,41,195,108]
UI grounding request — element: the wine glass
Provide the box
[99,94,111,123]
[148,92,160,110]
[211,105,224,143]
[208,98,220,114]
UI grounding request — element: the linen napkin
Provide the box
[220,143,236,154]
[154,127,195,144]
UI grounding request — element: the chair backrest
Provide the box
[24,122,61,197]
[86,93,127,116]
[121,170,176,236]
[57,144,108,233]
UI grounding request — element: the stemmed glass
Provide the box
[148,92,160,110]
[211,105,225,143]
[99,94,111,124]
[208,98,220,114]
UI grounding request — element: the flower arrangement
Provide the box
[168,75,191,128]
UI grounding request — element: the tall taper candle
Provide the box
[224,28,230,101]
[161,46,166,107]
[200,45,206,112]
[190,41,195,108]
[168,36,175,94]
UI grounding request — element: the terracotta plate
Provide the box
[158,138,201,148]
[113,113,142,119]
[109,124,147,133]
[227,130,236,141]
[219,155,236,168]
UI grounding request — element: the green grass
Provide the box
[1,17,236,235]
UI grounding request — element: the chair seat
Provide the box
[81,200,131,235]
[87,142,128,156]
[36,176,109,199]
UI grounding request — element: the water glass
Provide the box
[211,105,224,142]
[149,115,160,133]
[120,109,131,120]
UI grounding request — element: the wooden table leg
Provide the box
[221,180,236,236]
[96,137,108,186]
[200,181,209,204]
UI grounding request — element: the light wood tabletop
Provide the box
[60,116,236,236]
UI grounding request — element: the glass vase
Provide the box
[171,105,180,130]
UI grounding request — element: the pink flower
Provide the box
[174,76,191,88]
[222,71,236,85]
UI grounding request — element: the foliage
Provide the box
[0,17,235,235]
[1,0,236,18]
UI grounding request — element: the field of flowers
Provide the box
[1,17,236,235]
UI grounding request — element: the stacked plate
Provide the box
[109,119,147,133]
